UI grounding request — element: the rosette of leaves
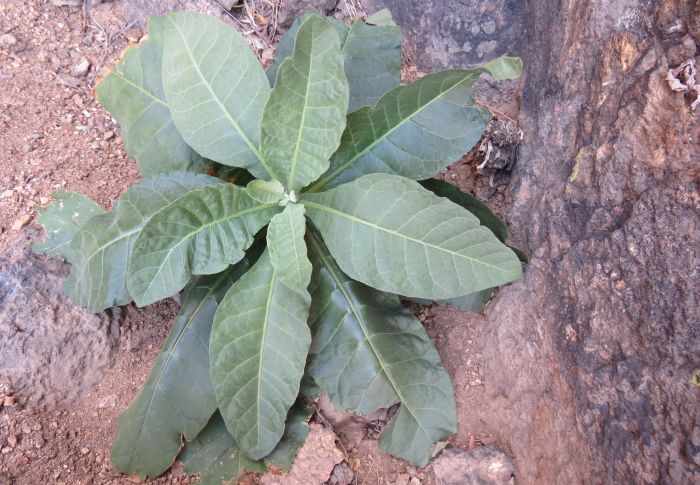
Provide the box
[34,9,525,483]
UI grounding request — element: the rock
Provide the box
[327,462,354,485]
[218,0,237,10]
[0,230,121,405]
[39,197,50,206]
[102,130,114,140]
[11,214,32,231]
[1,189,13,198]
[3,395,15,407]
[362,0,524,70]
[260,424,343,485]
[56,73,82,88]
[473,1,700,484]
[277,0,338,29]
[7,435,17,448]
[70,58,90,78]
[0,34,17,48]
[432,448,515,485]
[80,447,89,455]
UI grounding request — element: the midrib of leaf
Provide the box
[168,18,275,180]
[302,200,510,274]
[75,226,140,285]
[133,271,228,457]
[306,232,432,440]
[306,72,479,193]
[285,38,315,190]
[256,268,277,450]
[138,202,276,298]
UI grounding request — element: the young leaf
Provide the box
[65,172,222,312]
[210,250,311,460]
[33,191,105,262]
[303,173,522,299]
[267,203,312,289]
[128,184,280,307]
[264,401,313,472]
[179,412,267,485]
[96,16,204,176]
[306,230,456,466]
[260,15,349,192]
[307,68,498,192]
[267,13,401,113]
[162,11,273,179]
[111,257,258,479]
[246,179,285,204]
[419,178,509,242]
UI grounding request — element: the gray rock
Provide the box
[277,0,338,29]
[432,448,515,485]
[362,0,523,70]
[0,229,120,405]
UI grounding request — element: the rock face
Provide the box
[369,0,699,483]
[0,230,120,405]
[363,0,524,70]
[476,0,699,484]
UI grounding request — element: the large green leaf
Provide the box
[162,11,272,179]
[306,230,456,466]
[303,173,522,299]
[96,16,203,176]
[210,250,311,460]
[260,15,348,192]
[266,203,312,289]
[64,172,221,312]
[419,178,508,242]
[307,62,521,192]
[267,13,401,113]
[264,401,313,472]
[33,191,105,262]
[128,184,279,307]
[111,257,258,479]
[179,412,267,485]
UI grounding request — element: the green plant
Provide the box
[34,9,525,483]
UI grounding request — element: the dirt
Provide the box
[0,1,519,484]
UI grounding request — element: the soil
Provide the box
[0,1,518,484]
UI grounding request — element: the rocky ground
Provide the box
[0,1,521,484]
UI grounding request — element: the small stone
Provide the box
[124,26,142,43]
[70,58,90,77]
[7,435,17,448]
[39,196,50,205]
[1,447,10,454]
[103,130,114,140]
[0,189,13,198]
[3,396,16,407]
[72,94,84,107]
[81,447,90,455]
[57,73,82,88]
[0,34,17,48]
[11,214,33,231]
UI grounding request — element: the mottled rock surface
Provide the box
[0,229,120,405]
[475,0,700,484]
[363,0,524,70]
[432,448,515,485]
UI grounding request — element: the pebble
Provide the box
[39,196,50,205]
[72,93,84,107]
[0,189,13,198]
[71,58,90,77]
[7,435,17,448]
[11,214,33,231]
[80,447,90,455]
[3,395,16,407]
[0,34,17,48]
[102,130,114,140]
[124,26,142,43]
